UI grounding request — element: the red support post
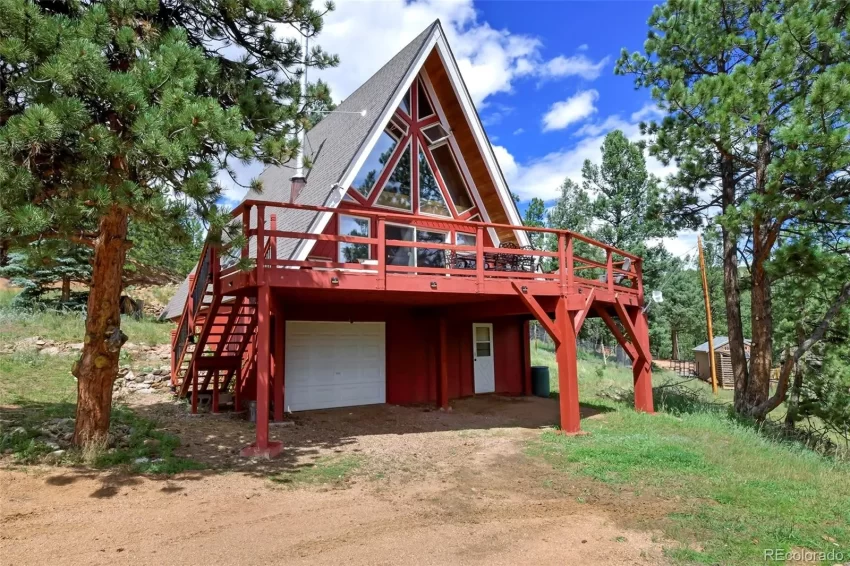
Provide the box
[212,370,219,414]
[240,285,282,458]
[555,297,581,434]
[630,307,654,413]
[565,235,574,293]
[273,298,285,422]
[438,317,449,409]
[191,364,198,415]
[606,250,614,292]
[377,217,386,290]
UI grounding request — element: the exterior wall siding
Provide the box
[274,299,525,407]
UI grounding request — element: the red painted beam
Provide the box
[511,282,560,345]
[614,296,651,363]
[572,289,596,334]
[596,306,638,361]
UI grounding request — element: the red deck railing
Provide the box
[222,200,643,298]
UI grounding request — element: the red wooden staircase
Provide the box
[170,245,258,413]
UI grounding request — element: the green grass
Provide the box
[0,308,171,346]
[0,351,77,405]
[0,291,201,475]
[528,340,850,565]
[269,455,364,487]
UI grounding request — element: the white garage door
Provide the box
[285,321,386,412]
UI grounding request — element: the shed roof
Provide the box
[693,337,751,352]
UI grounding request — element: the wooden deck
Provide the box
[169,200,654,457]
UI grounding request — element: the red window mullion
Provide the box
[416,114,441,129]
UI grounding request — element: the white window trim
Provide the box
[431,36,529,246]
[337,214,372,263]
[419,70,500,244]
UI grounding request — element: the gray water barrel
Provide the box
[531,366,550,397]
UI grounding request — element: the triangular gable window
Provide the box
[418,149,450,217]
[352,130,399,198]
[417,81,434,119]
[375,142,412,211]
[349,72,481,221]
[399,90,411,116]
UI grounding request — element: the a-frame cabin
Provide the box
[163,20,654,457]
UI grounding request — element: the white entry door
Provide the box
[472,323,495,394]
[285,321,386,411]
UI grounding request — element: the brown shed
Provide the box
[693,337,751,389]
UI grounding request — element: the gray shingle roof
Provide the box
[693,336,751,352]
[161,21,440,320]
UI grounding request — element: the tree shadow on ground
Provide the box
[1,393,613,496]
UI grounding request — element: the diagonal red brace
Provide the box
[613,296,651,363]
[512,282,560,345]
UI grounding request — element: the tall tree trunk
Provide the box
[60,276,71,302]
[741,130,776,419]
[72,206,129,445]
[671,328,679,360]
[718,155,749,412]
[746,252,774,416]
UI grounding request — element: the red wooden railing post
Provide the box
[606,250,614,292]
[635,258,644,300]
[377,217,386,290]
[170,330,177,386]
[566,235,575,294]
[475,226,484,290]
[241,205,251,261]
[270,214,278,261]
[187,274,196,323]
[256,205,266,283]
[557,233,567,294]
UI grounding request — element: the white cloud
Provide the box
[513,127,524,135]
[542,90,599,132]
[495,108,677,202]
[650,231,700,259]
[630,102,664,123]
[311,1,541,106]
[577,43,589,52]
[307,1,610,108]
[539,54,610,81]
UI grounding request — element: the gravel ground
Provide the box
[1,395,671,565]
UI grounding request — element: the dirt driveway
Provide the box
[1,396,670,565]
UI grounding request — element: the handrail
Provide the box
[233,199,642,261]
[170,244,217,387]
[226,199,643,297]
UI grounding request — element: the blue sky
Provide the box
[223,0,695,256]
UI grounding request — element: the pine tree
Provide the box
[0,0,337,444]
[617,0,850,418]
[0,242,91,306]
